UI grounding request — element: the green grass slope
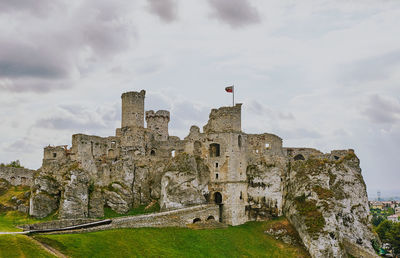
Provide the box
[35,220,309,258]
[0,235,55,258]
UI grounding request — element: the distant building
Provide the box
[387,213,400,222]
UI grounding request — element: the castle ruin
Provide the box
[24,90,377,257]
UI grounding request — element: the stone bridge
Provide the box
[23,204,220,234]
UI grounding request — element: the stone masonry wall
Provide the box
[0,167,35,186]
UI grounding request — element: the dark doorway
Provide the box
[294,154,305,161]
[207,216,215,221]
[214,192,222,204]
[209,143,220,157]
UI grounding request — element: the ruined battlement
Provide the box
[146,110,170,141]
[203,104,242,134]
[145,110,170,120]
[43,146,67,160]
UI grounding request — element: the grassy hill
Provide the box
[0,235,55,258]
[33,219,309,258]
[0,185,309,257]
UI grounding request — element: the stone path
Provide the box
[0,231,28,235]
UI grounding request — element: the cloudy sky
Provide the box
[1,0,399,198]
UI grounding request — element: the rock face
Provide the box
[284,152,377,257]
[160,154,210,210]
[25,90,376,257]
[59,169,89,219]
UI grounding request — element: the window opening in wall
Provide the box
[255,149,259,154]
[294,154,305,161]
[111,141,116,148]
[216,173,219,179]
[334,156,339,160]
[193,218,201,223]
[150,150,156,156]
[90,141,94,155]
[215,162,219,168]
[214,192,222,204]
[209,143,220,157]
[238,135,242,148]
[207,216,215,221]
[240,191,243,200]
[265,143,270,149]
[171,150,176,157]
[53,153,57,158]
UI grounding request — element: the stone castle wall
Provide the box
[0,166,35,186]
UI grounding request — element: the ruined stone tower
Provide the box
[146,110,170,141]
[121,90,146,128]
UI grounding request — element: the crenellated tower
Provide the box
[146,110,170,141]
[121,90,146,128]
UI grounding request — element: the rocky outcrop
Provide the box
[160,154,210,210]
[59,169,89,219]
[283,152,377,257]
[246,156,286,220]
[29,175,60,218]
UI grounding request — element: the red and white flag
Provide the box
[225,86,234,93]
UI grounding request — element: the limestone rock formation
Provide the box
[284,152,377,257]
[59,169,89,219]
[160,154,210,210]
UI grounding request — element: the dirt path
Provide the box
[28,236,68,258]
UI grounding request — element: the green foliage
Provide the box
[101,203,160,219]
[0,211,58,232]
[376,220,393,243]
[35,220,310,258]
[294,194,325,236]
[371,215,384,227]
[376,220,400,256]
[0,160,24,168]
[0,235,56,257]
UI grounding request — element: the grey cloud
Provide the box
[0,0,58,16]
[0,40,71,79]
[6,138,36,153]
[35,103,119,131]
[362,94,400,124]
[279,127,322,140]
[147,0,178,23]
[340,49,400,83]
[208,0,261,28]
[0,0,135,93]
[35,117,106,130]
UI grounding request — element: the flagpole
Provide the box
[233,85,235,106]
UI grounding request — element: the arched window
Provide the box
[207,216,215,221]
[238,135,242,148]
[214,192,222,204]
[209,143,220,157]
[294,154,305,161]
[193,218,201,223]
[171,150,176,157]
[150,150,156,156]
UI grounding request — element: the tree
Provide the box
[376,220,393,243]
[388,223,400,256]
[372,215,384,227]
